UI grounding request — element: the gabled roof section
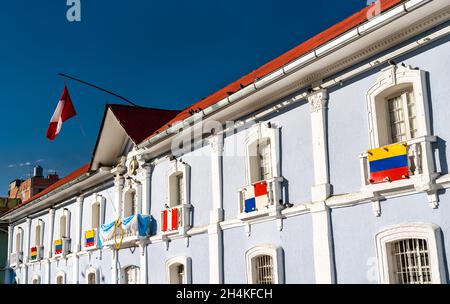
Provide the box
[140,0,405,144]
[5,163,91,214]
[109,105,181,144]
[90,104,180,170]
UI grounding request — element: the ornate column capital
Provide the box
[308,89,329,113]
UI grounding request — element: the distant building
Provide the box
[0,198,20,284]
[8,166,59,201]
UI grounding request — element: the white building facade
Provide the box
[2,0,450,284]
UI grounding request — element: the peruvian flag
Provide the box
[46,86,77,140]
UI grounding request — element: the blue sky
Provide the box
[0,0,367,195]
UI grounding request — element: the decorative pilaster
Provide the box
[23,218,32,283]
[46,208,55,284]
[111,250,118,284]
[208,134,224,284]
[73,195,84,284]
[310,202,336,284]
[308,90,332,202]
[114,175,125,219]
[139,244,148,284]
[139,163,153,215]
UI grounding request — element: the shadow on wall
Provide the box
[426,69,449,175]
[437,226,450,283]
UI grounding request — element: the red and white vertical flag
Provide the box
[46,86,77,141]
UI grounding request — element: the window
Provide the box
[92,202,100,229]
[32,275,40,284]
[88,273,96,284]
[252,255,274,284]
[123,190,137,218]
[176,174,184,206]
[15,228,23,253]
[389,238,431,284]
[60,215,67,238]
[35,220,44,247]
[55,272,66,284]
[86,267,99,284]
[168,161,190,208]
[387,90,417,143]
[246,245,284,284]
[123,266,140,284]
[376,223,445,284]
[35,225,41,247]
[366,65,431,148]
[245,123,280,185]
[58,209,70,239]
[166,257,192,284]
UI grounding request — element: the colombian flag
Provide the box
[31,247,37,260]
[55,239,63,254]
[85,230,95,247]
[368,143,409,184]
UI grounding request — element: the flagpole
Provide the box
[58,73,140,107]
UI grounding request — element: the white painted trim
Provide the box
[375,222,446,284]
[245,245,284,284]
[166,256,192,284]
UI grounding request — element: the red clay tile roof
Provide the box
[6,163,91,214]
[108,105,181,144]
[141,0,404,144]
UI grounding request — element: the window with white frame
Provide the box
[86,267,99,284]
[59,209,71,239]
[167,160,190,208]
[32,275,40,284]
[366,65,431,148]
[123,265,140,284]
[123,189,137,218]
[56,272,66,284]
[245,123,280,184]
[166,256,192,284]
[246,245,284,284]
[376,223,445,284]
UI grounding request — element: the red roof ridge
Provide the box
[140,0,404,144]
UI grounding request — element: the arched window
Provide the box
[59,209,70,239]
[60,214,67,238]
[366,65,431,148]
[35,220,44,247]
[86,267,99,284]
[167,161,190,208]
[91,202,100,229]
[245,123,280,184]
[32,275,41,284]
[375,223,445,284]
[246,245,284,284]
[15,228,23,253]
[123,266,140,284]
[123,190,137,218]
[166,257,192,284]
[35,225,41,247]
[55,271,66,284]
